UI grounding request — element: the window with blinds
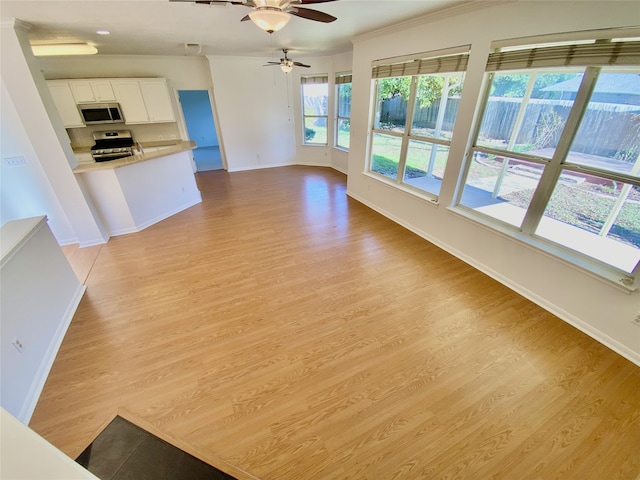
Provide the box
[368,46,470,199]
[456,36,640,281]
[301,75,329,145]
[336,73,352,150]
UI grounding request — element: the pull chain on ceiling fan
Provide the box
[169,0,338,33]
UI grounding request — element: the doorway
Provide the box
[178,90,223,171]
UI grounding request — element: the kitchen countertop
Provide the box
[73,141,196,173]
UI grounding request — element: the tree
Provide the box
[377,76,445,108]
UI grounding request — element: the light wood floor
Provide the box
[31,166,640,479]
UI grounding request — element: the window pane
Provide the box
[374,77,410,133]
[336,119,350,149]
[302,83,328,116]
[402,140,448,196]
[371,133,401,180]
[476,72,582,157]
[305,117,327,145]
[411,74,464,140]
[460,151,544,227]
[535,170,640,273]
[338,83,351,118]
[566,71,640,178]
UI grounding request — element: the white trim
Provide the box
[353,0,513,43]
[226,162,294,173]
[19,284,86,424]
[347,188,640,367]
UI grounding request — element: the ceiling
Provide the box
[0,0,468,59]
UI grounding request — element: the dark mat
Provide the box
[76,416,237,480]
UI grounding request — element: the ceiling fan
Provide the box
[169,0,339,33]
[265,49,310,72]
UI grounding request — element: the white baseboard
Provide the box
[109,195,203,237]
[347,190,640,367]
[21,283,86,424]
[227,162,293,173]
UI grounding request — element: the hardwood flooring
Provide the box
[31,166,640,479]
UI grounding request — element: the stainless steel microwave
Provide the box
[78,103,124,125]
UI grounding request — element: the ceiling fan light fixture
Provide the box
[280,60,293,73]
[248,7,291,33]
[31,43,98,56]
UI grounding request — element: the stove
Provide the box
[91,130,135,162]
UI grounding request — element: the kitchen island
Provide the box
[74,141,201,237]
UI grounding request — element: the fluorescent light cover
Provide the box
[248,8,290,33]
[31,43,98,56]
[96,30,110,35]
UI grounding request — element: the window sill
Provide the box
[333,146,349,153]
[447,205,637,294]
[364,171,440,207]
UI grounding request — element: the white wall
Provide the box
[207,55,296,171]
[0,20,108,246]
[347,1,640,364]
[0,81,76,243]
[0,217,85,423]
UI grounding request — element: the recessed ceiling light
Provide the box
[96,30,110,35]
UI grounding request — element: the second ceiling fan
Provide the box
[264,49,310,72]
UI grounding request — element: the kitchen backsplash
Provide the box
[67,122,181,148]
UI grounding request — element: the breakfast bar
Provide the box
[74,141,201,237]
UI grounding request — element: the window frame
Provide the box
[454,40,640,287]
[369,70,466,201]
[301,75,329,146]
[335,73,352,151]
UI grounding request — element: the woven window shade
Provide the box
[372,48,470,79]
[335,73,352,84]
[301,75,328,84]
[486,41,640,71]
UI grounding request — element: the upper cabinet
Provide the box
[47,80,84,128]
[112,79,175,124]
[69,80,116,103]
[47,77,176,126]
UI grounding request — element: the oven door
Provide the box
[92,152,131,162]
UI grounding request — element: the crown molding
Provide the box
[352,0,515,45]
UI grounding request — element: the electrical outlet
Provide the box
[12,337,23,353]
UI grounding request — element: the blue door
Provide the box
[178,90,223,171]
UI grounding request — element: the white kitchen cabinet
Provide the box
[140,79,175,123]
[69,80,116,103]
[112,78,175,124]
[112,80,150,123]
[47,81,84,128]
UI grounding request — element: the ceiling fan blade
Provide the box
[170,0,249,4]
[288,6,337,23]
[263,63,281,66]
[293,62,311,68]
[240,14,251,21]
[295,0,339,3]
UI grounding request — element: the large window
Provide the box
[369,47,468,199]
[335,73,352,150]
[302,75,328,145]
[457,39,640,281]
